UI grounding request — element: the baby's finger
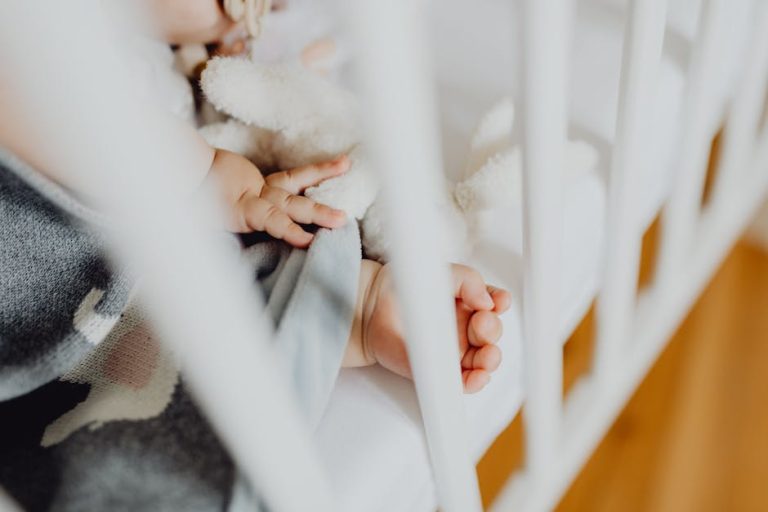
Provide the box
[450,264,494,311]
[266,155,350,194]
[455,301,473,351]
[468,310,503,347]
[462,369,491,393]
[242,196,314,247]
[260,186,347,228]
[461,344,501,372]
[488,285,512,313]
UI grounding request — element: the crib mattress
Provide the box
[314,1,752,510]
[315,166,604,512]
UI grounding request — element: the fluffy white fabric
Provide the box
[202,58,356,166]
[201,57,376,219]
[199,57,597,260]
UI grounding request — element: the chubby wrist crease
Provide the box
[360,260,383,366]
[344,259,382,368]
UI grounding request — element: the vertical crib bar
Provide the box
[595,0,667,380]
[0,5,335,512]
[656,0,728,287]
[710,4,768,209]
[520,0,571,474]
[346,2,482,511]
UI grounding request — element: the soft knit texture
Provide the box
[199,60,600,262]
[0,149,361,511]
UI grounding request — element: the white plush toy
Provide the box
[200,57,377,220]
[199,55,598,261]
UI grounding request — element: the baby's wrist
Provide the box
[343,259,382,368]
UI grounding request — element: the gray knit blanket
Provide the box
[0,150,360,511]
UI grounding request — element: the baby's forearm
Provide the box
[343,259,383,368]
[0,87,214,200]
[141,0,234,44]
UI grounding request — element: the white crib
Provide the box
[330,0,768,510]
[3,0,768,511]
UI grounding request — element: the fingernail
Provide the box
[483,294,494,309]
[332,209,348,224]
[335,155,350,171]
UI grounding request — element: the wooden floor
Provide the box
[477,239,768,511]
[557,239,768,511]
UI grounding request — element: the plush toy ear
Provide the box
[454,148,523,213]
[201,57,357,137]
[465,98,515,176]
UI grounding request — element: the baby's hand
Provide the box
[206,149,349,247]
[346,261,511,393]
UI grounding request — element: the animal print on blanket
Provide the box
[0,147,360,511]
[0,151,132,401]
[42,305,179,447]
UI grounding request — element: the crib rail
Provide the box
[710,4,768,210]
[346,2,483,510]
[657,0,731,287]
[595,0,668,383]
[493,0,768,510]
[517,0,571,478]
[348,0,768,509]
[0,4,334,512]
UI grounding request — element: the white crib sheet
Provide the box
[315,167,604,512]
[314,1,753,511]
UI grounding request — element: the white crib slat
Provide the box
[595,0,668,380]
[345,2,482,511]
[493,131,768,512]
[656,0,729,288]
[710,4,768,209]
[520,0,571,474]
[0,5,336,512]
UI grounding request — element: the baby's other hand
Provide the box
[301,37,337,75]
[206,149,349,247]
[349,261,511,393]
[147,0,235,44]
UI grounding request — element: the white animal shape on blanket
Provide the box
[199,56,598,261]
[42,305,179,447]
